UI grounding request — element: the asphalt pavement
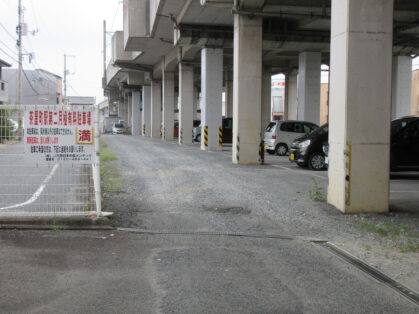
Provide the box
[0,229,417,313]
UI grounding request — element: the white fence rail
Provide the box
[0,105,101,217]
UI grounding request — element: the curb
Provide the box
[0,215,115,230]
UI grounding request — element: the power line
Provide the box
[0,37,17,56]
[29,0,39,30]
[67,82,80,96]
[0,22,16,41]
[22,69,40,95]
[110,1,121,32]
[0,46,18,63]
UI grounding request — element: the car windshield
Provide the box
[309,123,328,136]
[114,124,124,128]
[265,122,276,132]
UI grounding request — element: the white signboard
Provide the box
[24,106,95,163]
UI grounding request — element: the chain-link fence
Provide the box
[0,105,101,217]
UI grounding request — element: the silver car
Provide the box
[112,123,125,135]
[264,120,318,156]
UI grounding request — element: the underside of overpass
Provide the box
[103,0,419,214]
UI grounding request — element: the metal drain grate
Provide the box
[316,242,419,306]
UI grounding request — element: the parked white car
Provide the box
[112,123,125,135]
[264,120,318,156]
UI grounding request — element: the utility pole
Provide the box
[103,20,107,84]
[63,54,75,102]
[16,0,23,105]
[64,54,67,98]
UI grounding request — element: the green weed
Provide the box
[353,218,419,253]
[99,140,124,194]
[309,178,326,202]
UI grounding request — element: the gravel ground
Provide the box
[102,134,419,293]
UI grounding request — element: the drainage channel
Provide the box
[118,227,419,306]
[316,242,419,306]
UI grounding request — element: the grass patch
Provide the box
[100,139,124,194]
[100,140,118,162]
[101,163,124,193]
[309,178,326,202]
[354,217,419,253]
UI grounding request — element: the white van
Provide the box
[264,120,318,155]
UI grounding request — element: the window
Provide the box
[266,122,276,132]
[303,123,317,133]
[294,123,303,133]
[1,82,4,91]
[280,122,295,132]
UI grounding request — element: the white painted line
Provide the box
[0,164,59,210]
[272,165,327,180]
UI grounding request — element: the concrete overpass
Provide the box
[103,0,419,214]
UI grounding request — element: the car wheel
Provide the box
[275,144,288,156]
[308,152,326,170]
[266,149,275,155]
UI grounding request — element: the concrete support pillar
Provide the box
[328,0,393,213]
[142,86,151,137]
[392,56,412,119]
[298,52,321,124]
[162,71,175,140]
[131,91,141,136]
[151,80,162,138]
[201,48,223,151]
[193,83,198,120]
[232,14,262,164]
[261,70,271,135]
[284,70,298,120]
[179,63,194,144]
[224,71,233,118]
[126,94,132,129]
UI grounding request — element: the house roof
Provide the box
[0,58,12,68]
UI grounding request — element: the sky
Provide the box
[0,0,123,104]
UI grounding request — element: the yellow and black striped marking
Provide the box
[218,126,223,147]
[203,126,209,147]
[236,135,240,161]
[142,124,146,135]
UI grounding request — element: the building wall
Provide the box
[3,68,62,105]
[271,76,285,120]
[411,70,419,115]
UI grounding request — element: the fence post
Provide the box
[93,104,102,216]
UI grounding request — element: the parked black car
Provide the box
[391,116,419,171]
[289,123,328,170]
[291,116,419,171]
